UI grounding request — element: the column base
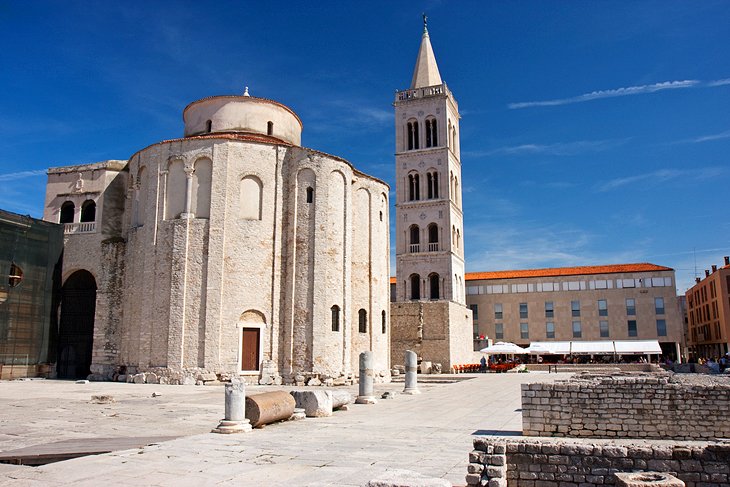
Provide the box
[355,395,377,405]
[402,388,421,395]
[211,419,252,434]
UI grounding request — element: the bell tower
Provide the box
[390,17,474,371]
[394,16,466,306]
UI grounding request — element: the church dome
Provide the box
[183,91,302,145]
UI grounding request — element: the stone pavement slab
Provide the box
[0,373,571,486]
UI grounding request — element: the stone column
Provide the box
[355,351,377,404]
[403,350,421,395]
[212,379,252,433]
[181,165,195,219]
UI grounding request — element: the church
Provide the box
[41,22,473,383]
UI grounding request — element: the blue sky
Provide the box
[1,1,728,293]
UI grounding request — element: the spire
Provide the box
[410,15,442,89]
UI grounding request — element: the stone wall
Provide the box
[467,437,730,487]
[521,374,730,440]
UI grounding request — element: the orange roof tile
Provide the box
[465,263,673,281]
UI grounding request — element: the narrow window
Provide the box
[571,300,581,317]
[598,299,608,317]
[572,321,582,338]
[267,121,273,135]
[379,211,383,222]
[654,297,665,315]
[410,274,421,300]
[432,172,438,198]
[600,320,609,338]
[414,173,420,200]
[627,320,638,337]
[494,303,503,320]
[426,172,433,198]
[205,120,212,133]
[428,223,438,251]
[306,187,314,203]
[469,304,478,320]
[413,121,419,149]
[626,298,636,316]
[407,122,414,150]
[8,263,23,288]
[495,323,504,340]
[520,323,529,340]
[429,273,440,300]
[431,118,438,146]
[60,201,75,224]
[546,322,555,339]
[519,303,528,319]
[80,200,96,222]
[331,305,340,332]
[409,225,420,252]
[425,119,432,148]
[545,301,554,318]
[381,310,386,334]
[358,309,367,333]
[656,319,667,337]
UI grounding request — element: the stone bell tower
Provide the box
[390,17,474,370]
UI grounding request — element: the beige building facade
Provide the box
[465,263,684,360]
[44,92,391,383]
[685,256,730,359]
[390,23,475,369]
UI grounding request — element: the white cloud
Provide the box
[708,78,730,87]
[465,138,627,157]
[509,80,700,109]
[0,169,47,182]
[597,167,724,192]
[692,129,730,143]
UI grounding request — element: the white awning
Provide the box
[614,340,662,354]
[528,341,571,354]
[571,341,615,354]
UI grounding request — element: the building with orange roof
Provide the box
[462,263,684,360]
[685,256,730,359]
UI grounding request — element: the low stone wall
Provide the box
[466,437,730,487]
[521,374,730,440]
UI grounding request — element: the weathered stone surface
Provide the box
[245,391,296,428]
[145,372,159,384]
[365,469,451,487]
[330,390,353,409]
[614,472,685,487]
[290,390,333,417]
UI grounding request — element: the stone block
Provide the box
[614,472,685,487]
[365,468,451,487]
[290,390,333,417]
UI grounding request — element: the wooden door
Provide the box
[241,328,260,371]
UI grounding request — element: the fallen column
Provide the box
[403,350,421,395]
[355,351,377,404]
[245,391,296,428]
[212,380,252,434]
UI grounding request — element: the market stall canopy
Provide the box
[527,341,571,354]
[526,340,662,355]
[479,341,529,354]
[614,340,662,354]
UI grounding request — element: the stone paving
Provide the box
[0,372,571,486]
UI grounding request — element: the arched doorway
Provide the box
[57,270,96,379]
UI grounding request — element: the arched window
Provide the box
[267,121,273,135]
[456,228,461,250]
[193,158,212,219]
[427,223,438,251]
[454,176,459,204]
[407,120,419,150]
[426,171,439,199]
[408,173,420,201]
[410,274,421,300]
[425,118,437,147]
[358,309,367,333]
[409,224,420,252]
[165,160,186,220]
[381,310,386,334]
[60,201,75,224]
[240,175,263,220]
[429,273,440,300]
[306,187,314,203]
[448,119,453,147]
[331,305,340,332]
[80,200,96,223]
[205,120,212,133]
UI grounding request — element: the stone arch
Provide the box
[58,270,97,380]
[239,175,263,220]
[60,201,75,224]
[238,309,266,372]
[409,273,421,300]
[80,199,96,223]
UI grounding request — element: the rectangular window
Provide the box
[546,322,555,339]
[626,298,636,316]
[599,320,609,338]
[494,303,503,320]
[572,321,582,338]
[594,279,608,289]
[654,297,664,315]
[628,320,637,337]
[520,323,529,339]
[545,301,554,318]
[469,304,478,320]
[656,319,667,337]
[622,279,636,288]
[571,300,581,317]
[519,303,528,319]
[598,299,608,317]
[495,323,504,340]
